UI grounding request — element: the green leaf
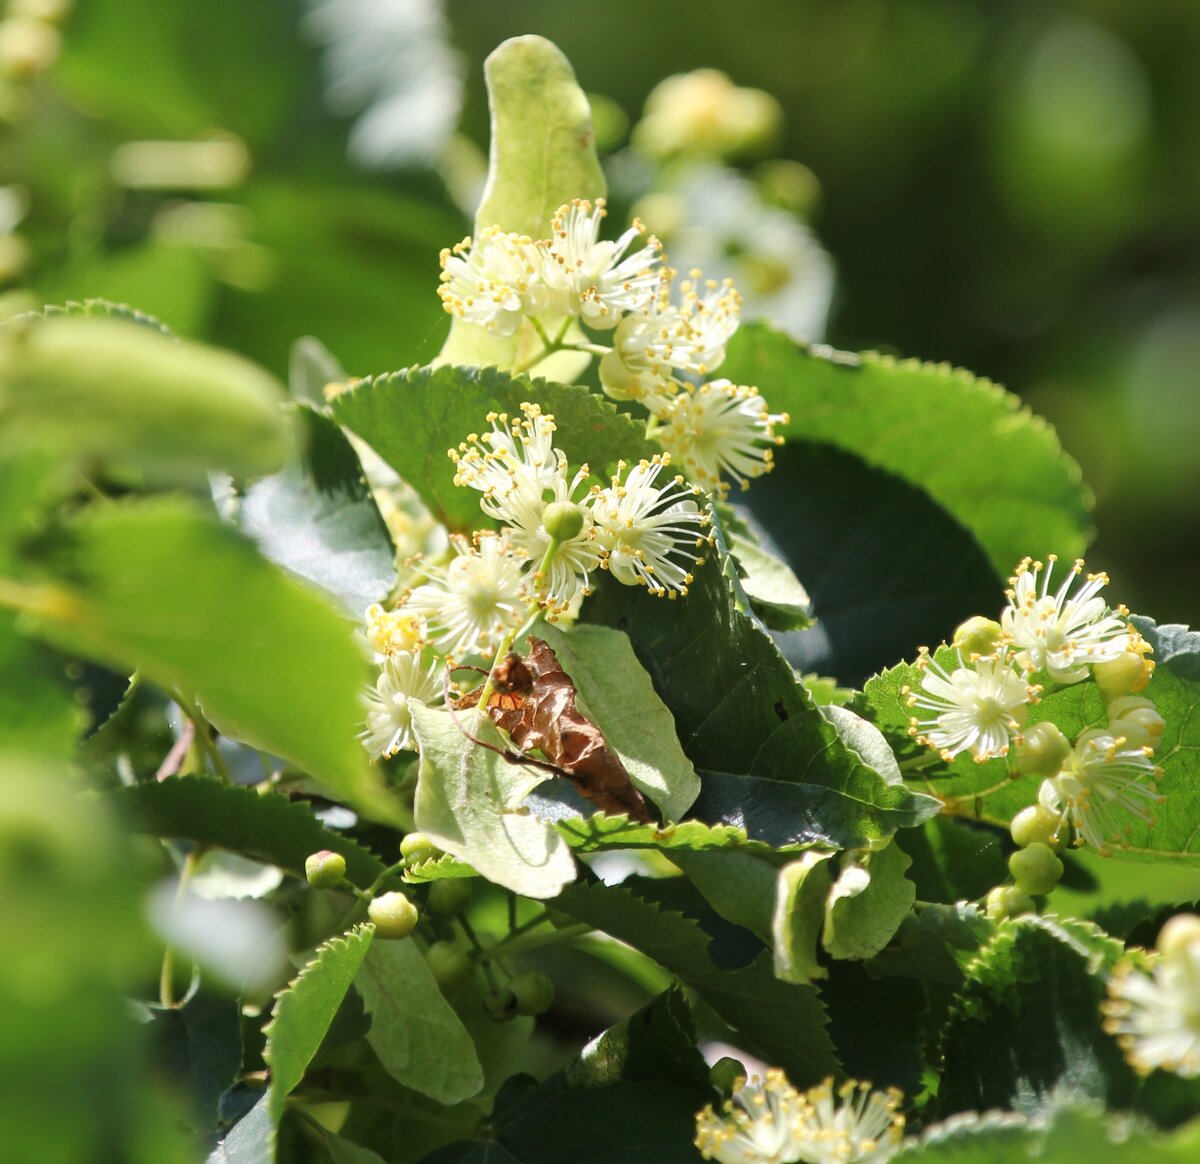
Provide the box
[537,623,700,822]
[26,497,398,823]
[671,847,781,942]
[144,992,242,1134]
[237,404,396,618]
[864,617,1200,868]
[585,508,940,850]
[106,776,388,889]
[411,703,577,899]
[772,852,835,984]
[402,852,480,884]
[264,925,374,1124]
[731,440,1004,685]
[553,812,790,856]
[720,323,1093,577]
[354,937,484,1104]
[288,336,345,405]
[822,838,916,960]
[553,877,837,1086]
[437,35,605,372]
[205,1093,272,1164]
[0,613,81,759]
[329,364,657,535]
[8,296,174,336]
[721,506,812,632]
[867,901,994,985]
[315,1129,389,1164]
[0,316,289,483]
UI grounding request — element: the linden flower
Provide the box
[1103,920,1200,1078]
[541,198,664,327]
[403,533,526,659]
[599,297,685,413]
[363,603,424,658]
[1000,555,1133,684]
[791,1078,905,1164]
[1038,728,1163,852]
[360,651,442,758]
[905,649,1035,762]
[695,1070,813,1164]
[438,226,543,336]
[658,379,787,494]
[591,457,710,598]
[658,271,743,377]
[450,404,601,609]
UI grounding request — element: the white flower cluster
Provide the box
[356,402,711,759]
[905,556,1165,852]
[1103,914,1200,1079]
[438,198,787,496]
[694,1070,904,1164]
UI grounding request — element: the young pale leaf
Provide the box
[264,925,374,1124]
[329,364,656,534]
[585,508,940,850]
[437,35,605,372]
[0,316,289,483]
[238,404,396,617]
[772,851,835,984]
[722,509,813,632]
[410,703,577,899]
[553,877,838,1086]
[720,323,1093,577]
[288,335,346,405]
[536,623,700,822]
[106,776,389,889]
[354,937,484,1104]
[26,498,398,823]
[553,812,788,856]
[204,1092,272,1164]
[822,838,916,961]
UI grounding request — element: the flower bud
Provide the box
[483,987,518,1022]
[1010,804,1065,853]
[952,616,1004,660]
[427,878,472,917]
[368,891,419,939]
[304,850,346,889]
[425,940,472,989]
[1157,913,1200,959]
[1095,650,1155,701]
[1008,843,1064,896]
[1014,722,1072,779]
[400,832,444,866]
[985,884,1035,920]
[1108,706,1165,751]
[708,1057,746,1096]
[510,970,555,1016]
[542,500,586,543]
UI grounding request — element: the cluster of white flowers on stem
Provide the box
[1103,914,1200,1079]
[356,402,712,758]
[694,1070,904,1164]
[439,198,787,496]
[904,556,1165,853]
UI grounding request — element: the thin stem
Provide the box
[480,921,591,962]
[458,915,499,993]
[899,752,943,774]
[159,846,205,1008]
[171,689,231,782]
[0,576,77,620]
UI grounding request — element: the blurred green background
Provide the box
[3,0,1197,625]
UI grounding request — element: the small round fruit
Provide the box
[427,878,472,916]
[425,940,471,988]
[1008,843,1064,896]
[952,616,1003,659]
[542,500,586,542]
[368,892,419,939]
[400,832,444,866]
[985,885,1035,920]
[1013,723,1071,779]
[483,987,518,1022]
[1010,804,1065,853]
[304,850,346,889]
[511,971,555,1016]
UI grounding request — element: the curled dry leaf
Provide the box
[460,637,653,823]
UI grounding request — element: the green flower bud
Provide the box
[542,500,586,543]
[1094,645,1154,701]
[400,832,444,866]
[1010,804,1066,853]
[483,987,518,1022]
[425,940,472,989]
[1108,706,1166,751]
[708,1057,746,1096]
[1157,913,1200,959]
[511,970,555,1016]
[985,884,1035,921]
[427,878,472,917]
[1014,722,1072,779]
[1008,842,1064,896]
[952,616,1004,659]
[368,891,419,939]
[304,849,346,889]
